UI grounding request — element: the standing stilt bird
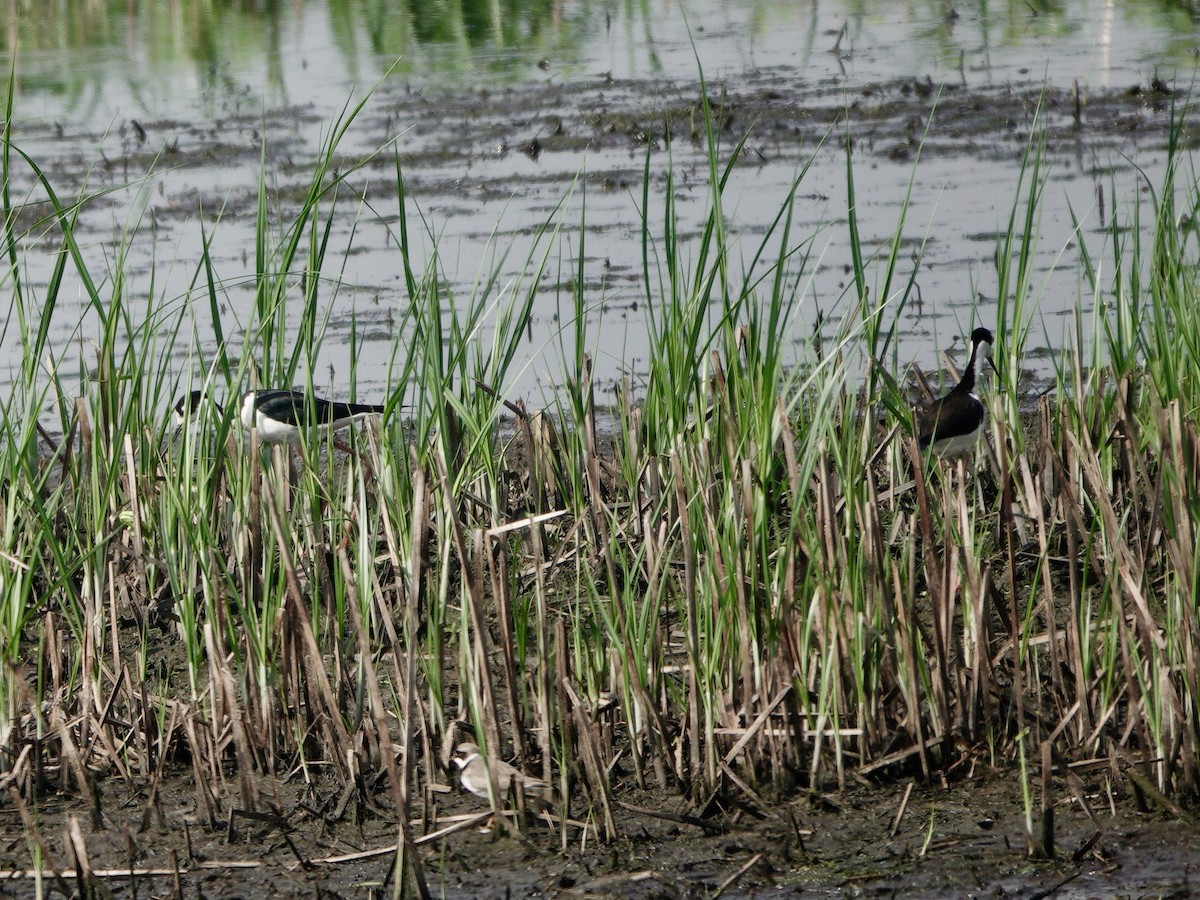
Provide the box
[173,388,387,445]
[238,389,385,445]
[916,327,996,456]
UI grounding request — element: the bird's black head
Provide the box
[174,389,225,424]
[969,327,998,378]
[174,389,206,420]
[970,327,995,348]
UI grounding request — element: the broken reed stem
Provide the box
[66,815,100,900]
[204,621,257,813]
[553,619,571,849]
[671,450,702,789]
[999,419,1027,745]
[263,476,354,774]
[1039,741,1055,859]
[487,534,525,760]
[433,449,502,759]
[564,680,616,841]
[340,548,430,900]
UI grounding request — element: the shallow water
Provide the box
[2,0,1197,405]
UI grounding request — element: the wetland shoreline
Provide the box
[2,68,1199,898]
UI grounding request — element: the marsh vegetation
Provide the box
[2,75,1200,897]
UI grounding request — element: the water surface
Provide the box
[2,0,1196,403]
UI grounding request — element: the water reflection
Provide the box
[3,0,1199,127]
[4,0,588,125]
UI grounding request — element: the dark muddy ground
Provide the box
[3,763,1197,897]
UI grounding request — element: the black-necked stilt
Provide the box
[451,742,551,806]
[173,389,217,424]
[239,389,386,445]
[172,389,225,441]
[173,388,386,445]
[916,327,995,456]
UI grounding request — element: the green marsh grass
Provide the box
[2,83,1200,892]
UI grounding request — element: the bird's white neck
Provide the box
[239,392,258,431]
[454,751,480,770]
[973,341,992,378]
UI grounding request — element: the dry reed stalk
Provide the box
[721,684,792,773]
[533,410,561,514]
[66,814,105,900]
[564,679,616,841]
[1117,748,1200,830]
[339,548,430,900]
[582,392,666,782]
[122,434,151,622]
[88,681,133,787]
[1054,436,1107,576]
[893,545,931,780]
[179,705,218,827]
[1164,406,1200,791]
[1036,402,1092,738]
[433,449,502,759]
[246,430,264,610]
[907,438,939,594]
[43,612,61,709]
[774,402,804,699]
[857,465,889,752]
[736,458,756,729]
[262,479,353,776]
[580,364,621,606]
[1024,434,1067,709]
[372,445,437,820]
[1068,427,1163,651]
[1038,741,1055,859]
[203,622,257,812]
[553,618,571,847]
[671,451,702,787]
[813,451,837,571]
[639,519,671,791]
[638,426,665,527]
[961,559,990,741]
[921,465,956,738]
[689,443,737,761]
[0,744,31,796]
[1162,403,1198,598]
[1114,376,1152,541]
[472,527,504,759]
[52,708,102,828]
[10,787,73,896]
[405,461,434,817]
[516,408,558,784]
[712,850,762,899]
[486,534,525,759]
[530,513,555,786]
[105,559,122,688]
[139,695,179,831]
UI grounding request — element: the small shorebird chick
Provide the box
[451,742,551,807]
